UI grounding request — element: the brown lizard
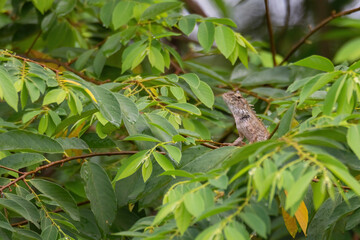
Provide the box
[222,91,269,145]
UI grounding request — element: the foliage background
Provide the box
[1,0,360,239]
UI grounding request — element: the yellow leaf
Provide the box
[28,50,66,71]
[149,87,158,97]
[284,190,309,236]
[62,79,82,86]
[68,121,86,138]
[84,88,97,103]
[281,207,298,238]
[294,200,308,236]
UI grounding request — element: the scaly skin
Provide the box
[223,91,269,144]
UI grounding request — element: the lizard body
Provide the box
[222,91,269,144]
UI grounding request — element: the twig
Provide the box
[269,122,280,139]
[236,87,273,103]
[26,31,42,55]
[280,6,360,65]
[264,0,277,66]
[201,143,219,149]
[0,165,24,175]
[0,151,165,194]
[276,0,291,47]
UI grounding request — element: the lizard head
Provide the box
[222,91,253,117]
[222,91,248,106]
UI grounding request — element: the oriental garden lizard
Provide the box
[223,91,269,145]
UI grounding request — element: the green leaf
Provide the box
[38,113,48,134]
[30,179,80,221]
[323,74,347,115]
[124,134,160,142]
[205,17,237,27]
[238,45,249,68]
[112,1,135,30]
[299,71,341,104]
[0,153,45,175]
[148,46,165,72]
[114,93,139,124]
[0,130,63,153]
[0,67,18,111]
[180,73,200,88]
[13,229,42,240]
[215,25,236,58]
[163,145,181,163]
[167,103,201,115]
[311,177,327,210]
[140,2,182,20]
[170,86,184,100]
[55,138,89,150]
[81,161,117,232]
[178,15,196,36]
[101,32,122,57]
[100,1,116,27]
[174,203,192,235]
[32,0,54,14]
[0,211,13,233]
[197,21,215,52]
[41,225,58,240]
[0,198,40,227]
[93,50,106,77]
[277,102,296,137]
[190,81,214,108]
[319,154,360,195]
[55,0,76,17]
[160,169,195,178]
[334,37,360,63]
[224,223,248,240]
[43,89,67,105]
[347,125,360,159]
[113,150,148,182]
[239,212,267,238]
[152,152,175,171]
[5,193,41,227]
[75,49,95,70]
[285,168,318,210]
[293,55,334,72]
[209,175,228,189]
[164,45,184,69]
[142,159,152,182]
[184,191,205,217]
[122,43,147,72]
[22,110,42,123]
[86,85,122,127]
[152,201,178,225]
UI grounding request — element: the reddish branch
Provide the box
[0,166,24,175]
[264,0,277,66]
[280,6,360,65]
[0,151,164,194]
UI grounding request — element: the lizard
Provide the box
[222,91,269,145]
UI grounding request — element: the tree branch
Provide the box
[0,165,24,175]
[182,0,207,17]
[0,151,165,194]
[280,6,360,65]
[264,0,277,66]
